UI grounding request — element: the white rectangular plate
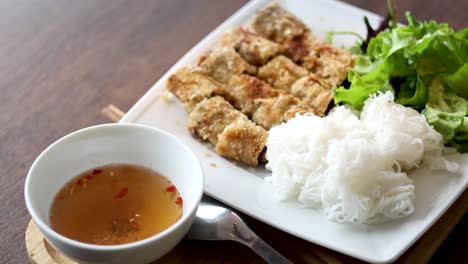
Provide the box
[120,0,468,262]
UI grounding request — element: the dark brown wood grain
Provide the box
[0,0,466,263]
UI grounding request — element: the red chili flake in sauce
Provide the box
[77,178,84,187]
[166,186,176,192]
[84,174,93,180]
[114,187,128,199]
[175,197,183,206]
[92,169,103,175]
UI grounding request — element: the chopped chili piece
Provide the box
[84,175,93,180]
[114,187,129,199]
[92,169,103,175]
[198,54,208,65]
[166,185,176,192]
[175,197,183,206]
[77,179,84,187]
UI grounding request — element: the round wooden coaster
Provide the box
[25,220,76,264]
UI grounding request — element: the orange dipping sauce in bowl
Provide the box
[50,164,183,245]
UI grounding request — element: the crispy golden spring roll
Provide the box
[284,34,354,87]
[257,55,308,92]
[199,47,256,84]
[283,104,316,121]
[215,118,268,166]
[188,96,268,165]
[187,96,248,145]
[252,94,313,129]
[216,27,285,66]
[222,74,281,116]
[166,67,221,111]
[252,3,309,43]
[290,74,333,116]
[283,34,319,70]
[216,27,244,49]
[311,43,354,87]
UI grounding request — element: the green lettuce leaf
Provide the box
[334,62,392,109]
[444,62,468,99]
[334,12,468,151]
[409,34,468,76]
[423,78,467,142]
[453,118,468,153]
[395,75,428,109]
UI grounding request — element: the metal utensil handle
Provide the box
[249,234,292,264]
[232,222,291,264]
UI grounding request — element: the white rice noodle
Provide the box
[266,92,458,224]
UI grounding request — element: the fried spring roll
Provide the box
[187,96,247,145]
[215,119,268,166]
[284,34,354,87]
[311,43,354,87]
[166,67,220,111]
[216,27,285,66]
[283,104,315,121]
[252,94,313,129]
[283,34,319,70]
[257,55,308,92]
[222,74,281,116]
[199,47,256,84]
[291,74,333,116]
[252,3,309,43]
[188,96,268,165]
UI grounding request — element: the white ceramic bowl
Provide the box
[25,123,204,264]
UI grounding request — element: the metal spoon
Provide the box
[186,198,292,264]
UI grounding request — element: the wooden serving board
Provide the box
[25,105,468,264]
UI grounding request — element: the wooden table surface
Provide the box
[1,0,466,263]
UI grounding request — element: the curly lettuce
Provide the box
[334,12,468,152]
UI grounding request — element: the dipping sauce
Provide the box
[49,164,183,245]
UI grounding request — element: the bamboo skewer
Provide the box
[101,104,125,122]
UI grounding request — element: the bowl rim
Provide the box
[24,123,204,251]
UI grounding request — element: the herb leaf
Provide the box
[334,10,468,152]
